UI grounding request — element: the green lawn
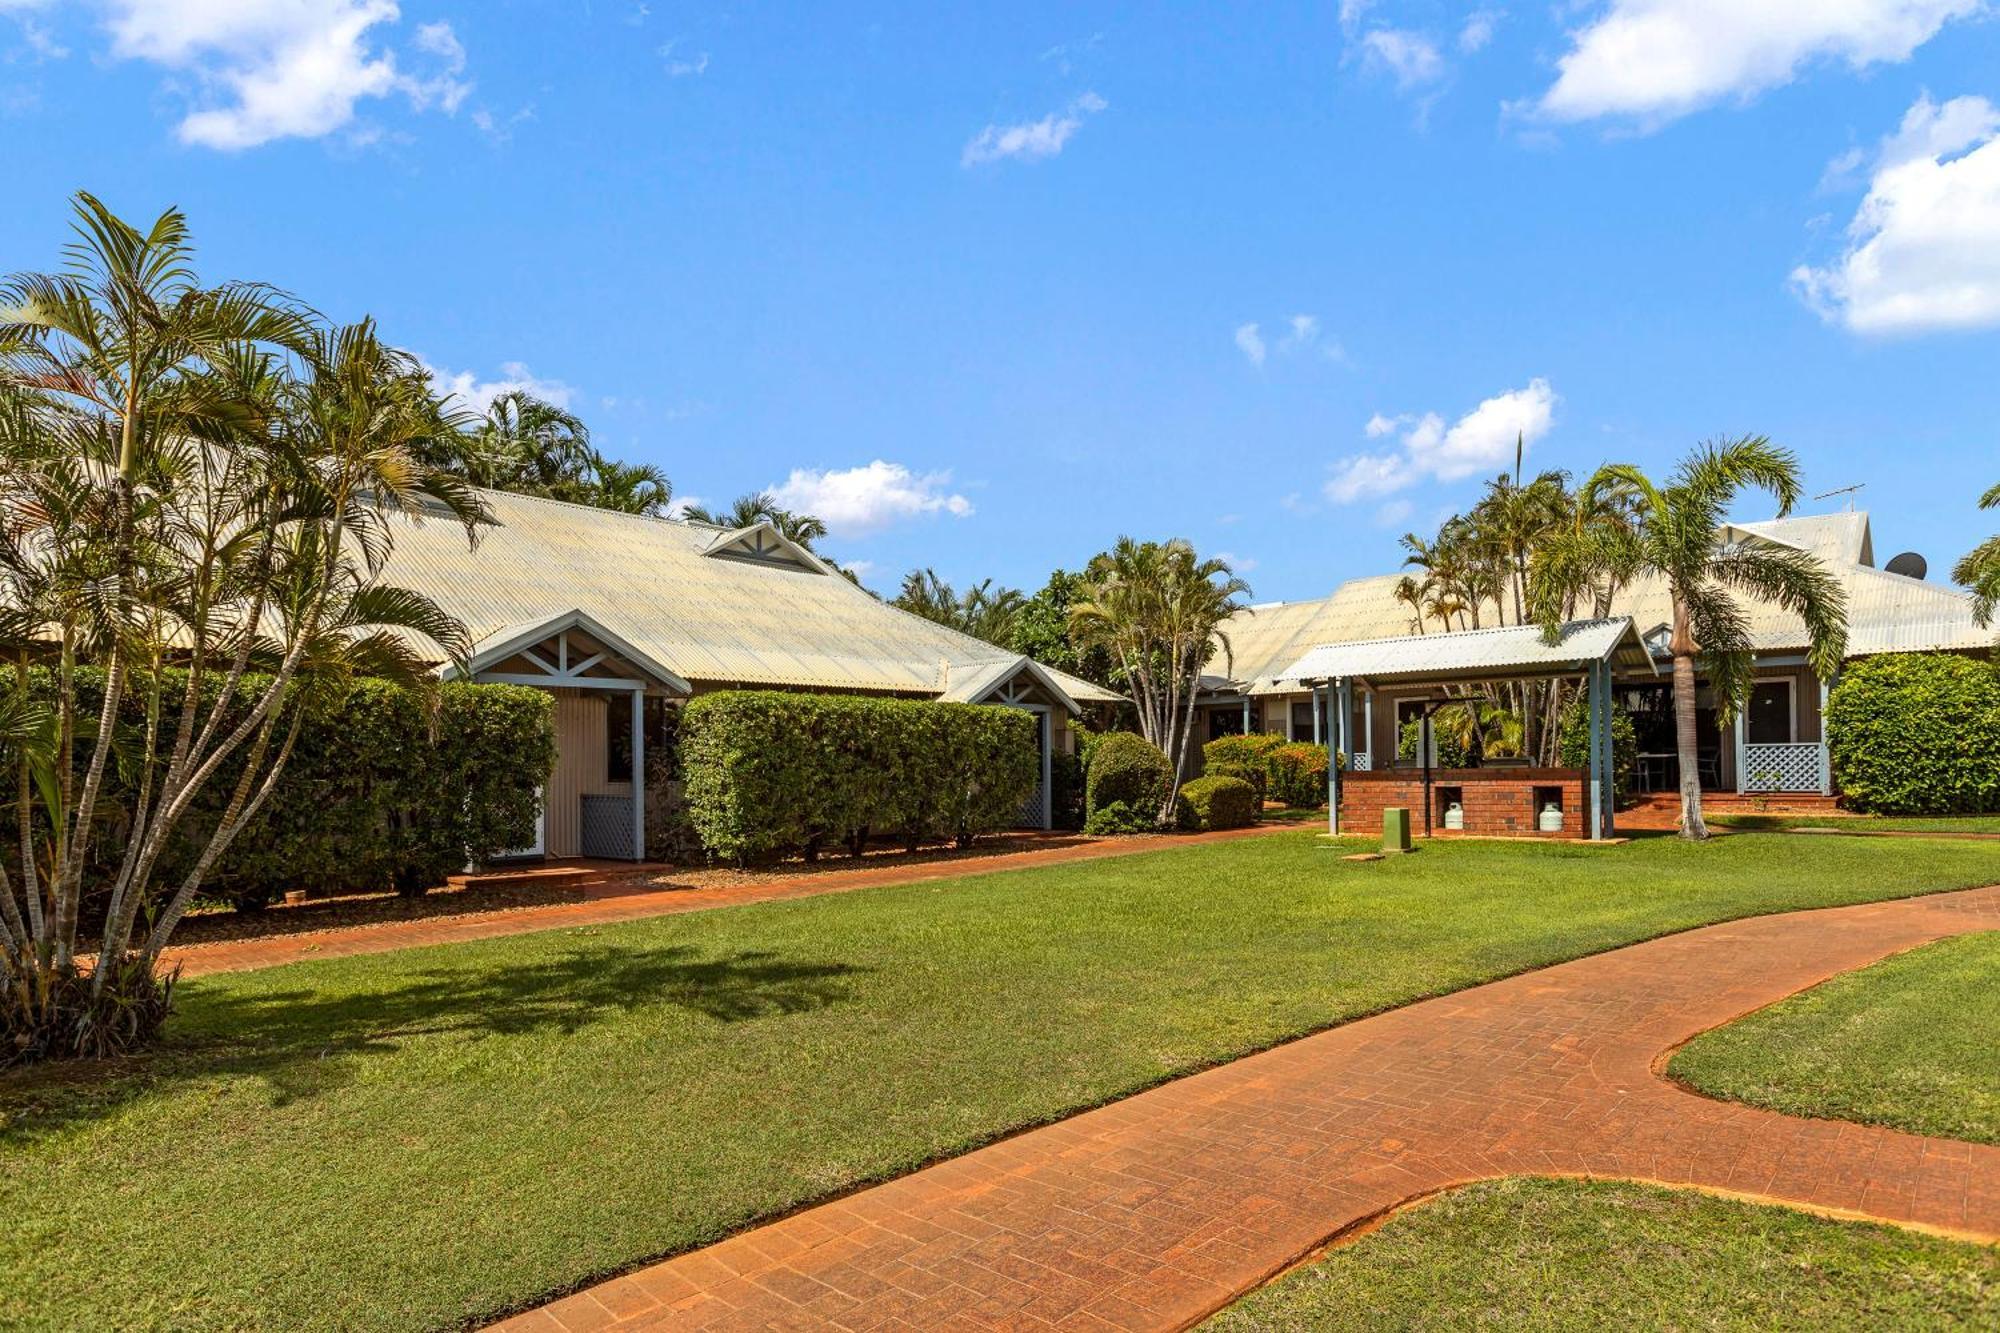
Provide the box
[1712,812,2000,834]
[1204,1177,2000,1331]
[1670,930,2000,1145]
[4,832,1997,1330]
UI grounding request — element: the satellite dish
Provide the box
[1885,551,1927,580]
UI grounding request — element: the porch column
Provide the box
[1334,677,1354,836]
[1241,695,1251,734]
[1818,674,1833,795]
[1039,711,1054,831]
[1312,689,1322,744]
[1732,703,1748,795]
[630,689,646,861]
[1361,688,1374,770]
[1587,662,1606,842]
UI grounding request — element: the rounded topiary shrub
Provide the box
[1085,731,1172,823]
[1177,775,1258,831]
[1827,653,2000,814]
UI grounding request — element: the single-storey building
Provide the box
[1198,510,1989,799]
[377,488,1120,859]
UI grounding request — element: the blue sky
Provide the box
[4,2,1998,603]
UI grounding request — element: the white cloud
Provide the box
[1325,379,1558,504]
[1458,9,1500,53]
[1212,551,1259,573]
[1536,0,1980,126]
[1792,93,2000,335]
[961,91,1106,167]
[659,38,707,77]
[421,359,575,416]
[1234,321,1267,366]
[771,460,973,536]
[98,0,471,149]
[1360,27,1444,90]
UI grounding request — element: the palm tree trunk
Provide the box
[1670,600,1708,840]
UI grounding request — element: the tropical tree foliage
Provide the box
[1007,569,1119,689]
[1069,538,1250,821]
[1953,480,2000,629]
[1539,437,1847,839]
[423,389,677,517]
[680,491,829,549]
[892,568,1025,645]
[0,193,482,1062]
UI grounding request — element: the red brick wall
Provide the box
[1340,768,1588,839]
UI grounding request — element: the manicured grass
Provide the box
[1713,812,2000,834]
[3,832,1996,1330]
[1204,1177,2000,1331]
[1670,930,2000,1145]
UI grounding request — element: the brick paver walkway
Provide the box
[501,883,2000,1333]
[160,825,1287,978]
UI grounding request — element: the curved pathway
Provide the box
[499,883,2000,1333]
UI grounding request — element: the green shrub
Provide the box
[1556,692,1638,803]
[22,668,554,916]
[1176,775,1258,831]
[1085,731,1172,820]
[1268,742,1330,808]
[1082,800,1157,835]
[1828,654,2000,814]
[1050,749,1087,831]
[679,691,1039,862]
[1203,733,1285,801]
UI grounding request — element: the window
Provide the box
[1746,680,1794,745]
[1209,705,1253,740]
[1290,702,1316,740]
[607,699,634,782]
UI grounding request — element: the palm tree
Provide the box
[893,569,1026,644]
[681,491,829,549]
[0,195,480,1058]
[588,458,673,516]
[1069,538,1251,821]
[468,390,595,496]
[1952,481,2000,628]
[1562,437,1847,840]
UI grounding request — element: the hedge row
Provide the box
[1828,653,2000,814]
[13,668,553,917]
[679,691,1038,862]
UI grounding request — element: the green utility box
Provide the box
[1382,807,1413,853]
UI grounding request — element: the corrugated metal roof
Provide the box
[1219,510,1988,691]
[376,487,1124,704]
[1276,618,1654,686]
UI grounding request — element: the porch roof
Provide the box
[1271,617,1657,690]
[443,607,693,693]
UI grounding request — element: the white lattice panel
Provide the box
[1740,742,1824,793]
[1348,752,1372,772]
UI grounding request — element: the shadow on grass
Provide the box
[0,942,866,1141]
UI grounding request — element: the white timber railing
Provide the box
[1738,741,1829,794]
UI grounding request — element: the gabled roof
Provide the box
[443,607,692,693]
[379,487,1124,703]
[700,523,832,574]
[1276,618,1657,688]
[938,656,1086,715]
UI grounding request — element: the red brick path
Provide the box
[158,825,1289,978]
[499,883,2000,1333]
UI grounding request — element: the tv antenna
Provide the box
[1811,483,1865,511]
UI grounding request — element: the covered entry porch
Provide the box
[446,609,691,861]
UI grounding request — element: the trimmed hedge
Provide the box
[679,691,1039,862]
[1269,742,1330,808]
[1085,732,1172,821]
[18,668,554,915]
[1177,775,1258,831]
[1828,654,2000,814]
[1203,733,1285,803]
